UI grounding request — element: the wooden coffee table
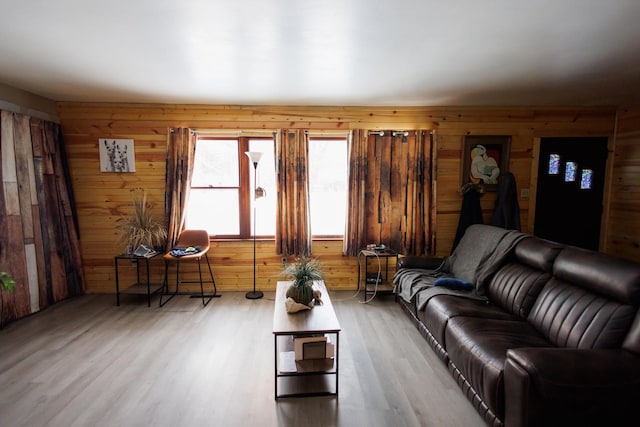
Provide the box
[272,280,341,399]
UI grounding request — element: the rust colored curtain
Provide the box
[343,130,433,256]
[164,128,196,250]
[275,129,312,256]
[343,130,368,255]
[0,110,85,325]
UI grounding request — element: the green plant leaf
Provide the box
[281,256,323,287]
[1,272,15,291]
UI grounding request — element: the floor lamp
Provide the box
[245,151,264,299]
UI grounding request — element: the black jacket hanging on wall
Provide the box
[491,172,521,231]
[452,184,484,253]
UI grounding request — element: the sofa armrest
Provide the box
[504,347,640,427]
[397,256,444,270]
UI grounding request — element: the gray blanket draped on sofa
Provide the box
[393,224,528,310]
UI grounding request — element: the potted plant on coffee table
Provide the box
[282,256,323,308]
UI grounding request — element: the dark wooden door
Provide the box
[534,137,608,250]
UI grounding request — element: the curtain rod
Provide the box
[367,130,412,137]
[392,131,409,137]
[194,129,351,137]
[305,130,350,137]
[193,129,276,137]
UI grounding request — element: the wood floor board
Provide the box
[0,292,485,427]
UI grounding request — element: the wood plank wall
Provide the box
[1,111,85,324]
[57,103,621,294]
[605,107,640,262]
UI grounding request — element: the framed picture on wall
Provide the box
[461,135,511,191]
[99,138,136,173]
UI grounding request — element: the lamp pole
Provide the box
[245,152,263,299]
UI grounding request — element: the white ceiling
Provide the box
[1,0,639,107]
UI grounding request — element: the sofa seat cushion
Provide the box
[445,316,552,419]
[418,295,518,349]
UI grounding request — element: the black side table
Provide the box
[114,252,163,307]
[357,249,399,302]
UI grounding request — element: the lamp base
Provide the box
[245,290,264,300]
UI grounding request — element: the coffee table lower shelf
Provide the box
[274,335,339,398]
[276,372,338,398]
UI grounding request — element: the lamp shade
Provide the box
[245,151,263,167]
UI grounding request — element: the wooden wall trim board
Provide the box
[0,83,59,123]
[605,106,640,261]
[527,137,541,234]
[56,103,632,294]
[600,128,617,252]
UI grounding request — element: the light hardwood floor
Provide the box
[0,291,485,427]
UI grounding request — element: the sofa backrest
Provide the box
[527,247,640,351]
[486,236,562,318]
[513,236,564,273]
[552,247,640,305]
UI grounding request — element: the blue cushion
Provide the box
[434,277,473,291]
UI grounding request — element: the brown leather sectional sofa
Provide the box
[394,225,640,426]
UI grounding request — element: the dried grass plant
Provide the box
[115,188,167,250]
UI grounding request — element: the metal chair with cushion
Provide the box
[160,229,219,307]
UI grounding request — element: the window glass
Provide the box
[249,139,276,236]
[308,138,348,236]
[548,154,560,175]
[564,161,577,182]
[581,169,593,189]
[191,140,238,187]
[187,189,240,235]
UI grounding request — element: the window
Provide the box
[308,137,348,236]
[186,133,348,239]
[185,137,276,238]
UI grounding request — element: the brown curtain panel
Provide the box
[164,128,196,250]
[274,129,312,256]
[402,130,432,255]
[343,129,368,255]
[0,110,85,325]
[344,130,432,256]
